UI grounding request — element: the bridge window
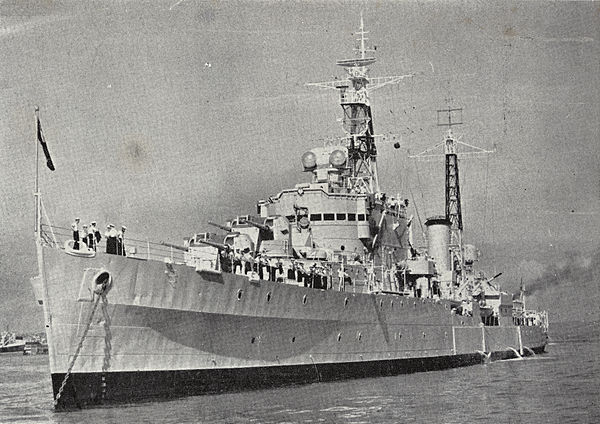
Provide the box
[336,213,346,220]
[310,214,322,221]
[347,213,356,221]
[286,215,295,222]
[358,214,366,221]
[323,213,335,221]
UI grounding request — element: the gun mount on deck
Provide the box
[160,241,188,252]
[488,272,502,283]
[208,221,234,232]
[240,218,273,234]
[198,239,232,252]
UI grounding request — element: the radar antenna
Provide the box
[306,14,413,194]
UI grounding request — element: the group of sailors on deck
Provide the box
[71,218,101,251]
[71,217,127,256]
[104,224,127,255]
[212,245,445,298]
[218,249,349,290]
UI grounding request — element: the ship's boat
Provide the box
[0,333,26,353]
[32,18,548,410]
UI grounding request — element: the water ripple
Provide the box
[0,339,598,424]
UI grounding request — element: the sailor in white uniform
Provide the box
[117,226,127,256]
[71,217,80,250]
[81,224,89,248]
[90,221,101,251]
[105,224,118,254]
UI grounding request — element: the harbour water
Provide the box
[0,323,597,424]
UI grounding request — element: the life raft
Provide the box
[63,240,96,258]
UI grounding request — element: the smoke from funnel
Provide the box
[525,248,600,295]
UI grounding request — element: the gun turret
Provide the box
[198,239,232,252]
[208,221,234,232]
[241,218,272,233]
[160,241,188,252]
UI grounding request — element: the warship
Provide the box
[31,19,548,410]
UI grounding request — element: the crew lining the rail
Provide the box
[69,217,126,256]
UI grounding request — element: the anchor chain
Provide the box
[54,277,111,407]
[100,294,112,402]
[53,295,101,407]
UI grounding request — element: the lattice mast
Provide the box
[439,108,464,249]
[306,15,413,194]
[409,106,493,290]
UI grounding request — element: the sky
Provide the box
[0,0,599,332]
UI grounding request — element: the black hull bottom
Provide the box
[52,346,545,410]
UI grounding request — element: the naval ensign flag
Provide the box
[36,116,55,171]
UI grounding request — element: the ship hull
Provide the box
[51,347,546,408]
[38,247,547,410]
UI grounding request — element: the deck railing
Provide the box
[40,224,436,298]
[40,224,186,264]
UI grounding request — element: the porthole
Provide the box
[266,292,272,302]
[337,333,342,342]
[302,295,307,305]
[237,289,243,300]
[344,297,349,307]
